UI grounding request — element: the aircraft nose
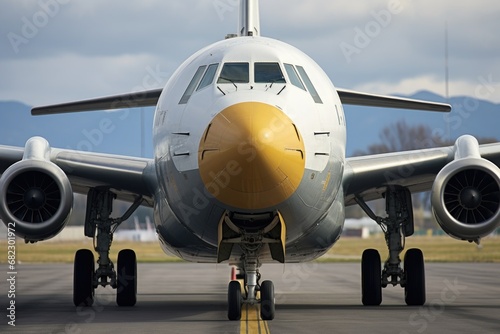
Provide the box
[198,102,305,210]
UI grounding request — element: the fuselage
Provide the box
[152,36,347,263]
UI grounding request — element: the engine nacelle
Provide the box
[431,157,500,242]
[0,159,73,242]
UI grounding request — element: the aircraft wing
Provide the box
[343,141,500,206]
[336,88,451,112]
[0,141,156,205]
[31,88,163,115]
[30,88,452,115]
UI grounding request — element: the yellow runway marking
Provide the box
[240,304,270,334]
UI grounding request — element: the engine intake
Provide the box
[0,159,73,242]
[431,157,500,241]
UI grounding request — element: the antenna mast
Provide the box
[239,0,260,36]
[444,21,450,141]
[445,21,449,103]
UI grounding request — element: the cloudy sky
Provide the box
[1,0,500,106]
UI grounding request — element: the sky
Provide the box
[1,0,500,107]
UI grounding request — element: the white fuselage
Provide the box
[152,36,347,263]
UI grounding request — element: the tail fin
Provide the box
[239,0,260,36]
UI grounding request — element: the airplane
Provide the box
[1,0,500,321]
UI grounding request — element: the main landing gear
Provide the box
[355,186,426,306]
[73,187,143,307]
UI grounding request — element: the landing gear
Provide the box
[226,265,276,321]
[355,186,426,306]
[227,256,274,321]
[73,187,143,307]
[220,212,284,321]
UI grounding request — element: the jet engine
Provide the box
[0,158,73,242]
[431,157,500,242]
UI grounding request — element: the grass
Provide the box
[320,235,500,263]
[1,236,499,264]
[0,240,182,264]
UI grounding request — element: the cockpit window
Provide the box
[284,64,305,90]
[179,65,206,104]
[296,66,323,104]
[197,63,219,91]
[217,62,249,83]
[254,62,285,83]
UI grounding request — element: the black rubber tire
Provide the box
[227,281,242,321]
[116,249,137,306]
[404,248,426,306]
[73,249,95,307]
[260,280,275,320]
[361,249,382,306]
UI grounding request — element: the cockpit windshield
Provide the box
[217,62,249,83]
[254,62,285,83]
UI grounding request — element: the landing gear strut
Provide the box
[227,255,276,321]
[73,187,143,307]
[220,212,283,321]
[355,186,426,306]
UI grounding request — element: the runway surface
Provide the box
[1,262,499,333]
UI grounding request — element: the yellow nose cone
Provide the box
[198,102,305,210]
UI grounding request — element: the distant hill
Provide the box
[0,101,154,157]
[0,91,498,157]
[345,90,500,156]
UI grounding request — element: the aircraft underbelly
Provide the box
[153,161,345,263]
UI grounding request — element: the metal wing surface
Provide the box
[343,142,500,206]
[0,144,156,205]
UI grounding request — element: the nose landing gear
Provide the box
[220,211,284,321]
[227,260,276,321]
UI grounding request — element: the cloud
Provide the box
[0,0,499,106]
[0,53,172,105]
[353,75,500,103]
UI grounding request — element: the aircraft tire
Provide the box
[116,249,137,306]
[73,249,95,307]
[361,248,382,306]
[227,281,242,320]
[260,280,275,320]
[404,248,426,306]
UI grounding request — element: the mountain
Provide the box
[345,91,500,156]
[0,101,154,157]
[0,91,499,157]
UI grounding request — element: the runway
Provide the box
[1,262,499,333]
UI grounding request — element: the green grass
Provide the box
[0,240,182,264]
[320,235,500,263]
[1,236,499,264]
